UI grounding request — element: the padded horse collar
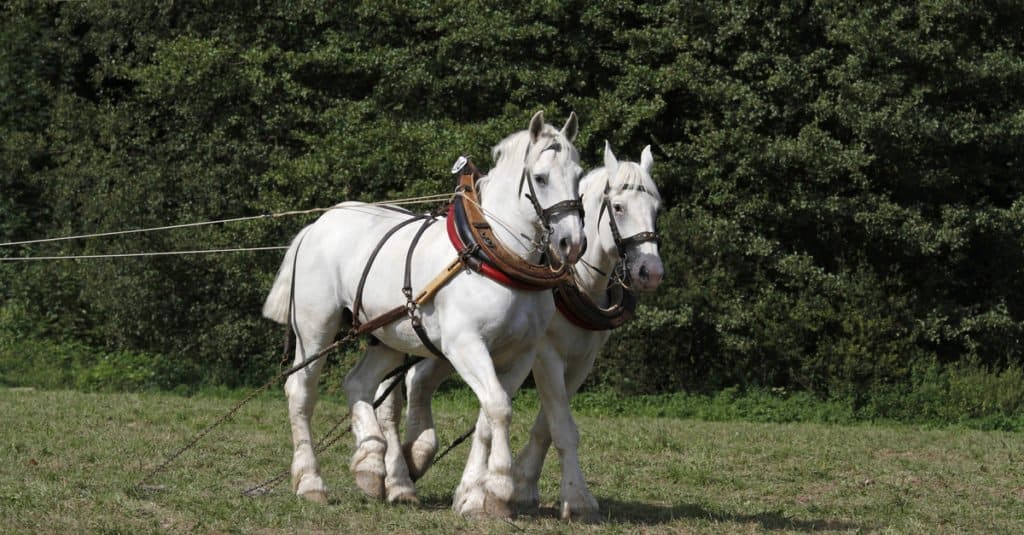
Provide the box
[447,158,575,290]
[553,278,637,331]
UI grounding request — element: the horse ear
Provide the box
[529,110,545,143]
[561,110,577,141]
[640,145,654,174]
[561,111,579,143]
[603,140,619,177]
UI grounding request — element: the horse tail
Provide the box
[262,227,310,324]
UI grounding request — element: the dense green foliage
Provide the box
[2,1,1023,421]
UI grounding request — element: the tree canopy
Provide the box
[2,1,1023,413]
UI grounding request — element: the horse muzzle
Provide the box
[630,253,664,292]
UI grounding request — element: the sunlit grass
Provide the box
[2,387,1021,534]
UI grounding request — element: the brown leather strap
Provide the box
[352,214,429,328]
[403,217,446,359]
[347,257,464,357]
[454,167,573,289]
[348,212,452,360]
[553,280,637,331]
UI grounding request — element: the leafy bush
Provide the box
[859,359,1024,430]
[1,1,1022,426]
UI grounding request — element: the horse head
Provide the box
[584,142,664,292]
[488,111,586,267]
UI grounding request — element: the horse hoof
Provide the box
[483,491,513,518]
[512,484,540,513]
[299,490,328,504]
[402,442,435,481]
[388,491,420,505]
[354,470,385,500]
[513,498,540,516]
[561,504,601,523]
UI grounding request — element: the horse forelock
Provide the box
[582,160,661,204]
[491,125,577,172]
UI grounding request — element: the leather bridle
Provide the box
[516,139,585,254]
[596,182,660,282]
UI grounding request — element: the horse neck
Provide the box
[478,167,542,262]
[575,189,618,303]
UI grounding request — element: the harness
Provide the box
[348,156,580,358]
[447,157,579,290]
[553,181,661,331]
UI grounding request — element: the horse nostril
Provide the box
[639,265,649,281]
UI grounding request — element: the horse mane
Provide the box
[580,159,661,203]
[475,130,534,196]
[476,122,579,201]
[490,126,579,174]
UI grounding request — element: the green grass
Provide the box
[2,387,1022,534]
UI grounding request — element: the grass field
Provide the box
[1,387,1021,534]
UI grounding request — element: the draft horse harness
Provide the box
[347,153,582,362]
[137,151,655,493]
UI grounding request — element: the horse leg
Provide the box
[284,323,338,503]
[515,343,600,520]
[446,336,531,518]
[375,372,418,504]
[512,406,549,511]
[402,357,454,480]
[454,342,536,516]
[343,343,406,500]
[452,408,493,515]
[554,348,601,520]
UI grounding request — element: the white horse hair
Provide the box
[381,142,664,520]
[262,111,584,517]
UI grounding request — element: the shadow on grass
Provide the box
[417,494,865,531]
[597,498,867,532]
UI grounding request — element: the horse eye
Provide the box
[535,173,548,185]
[613,202,625,214]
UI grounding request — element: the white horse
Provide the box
[262,111,585,517]
[383,143,664,520]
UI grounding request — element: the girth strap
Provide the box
[402,217,447,359]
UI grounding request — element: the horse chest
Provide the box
[440,287,551,344]
[548,316,612,358]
